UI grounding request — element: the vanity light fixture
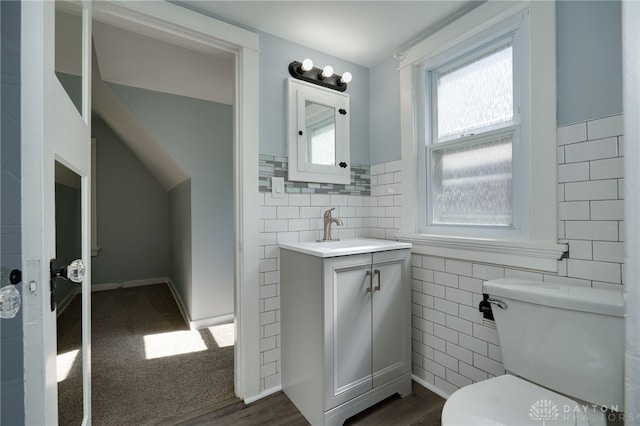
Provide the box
[288,58,351,92]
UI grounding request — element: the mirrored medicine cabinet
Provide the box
[287,79,350,185]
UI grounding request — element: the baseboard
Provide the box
[412,374,452,400]
[243,385,282,404]
[91,282,122,292]
[166,278,191,329]
[91,278,169,293]
[190,312,234,330]
[121,277,168,288]
[165,279,233,330]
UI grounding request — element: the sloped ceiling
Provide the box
[92,45,190,191]
[92,21,234,105]
[91,21,235,191]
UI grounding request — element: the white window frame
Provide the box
[397,1,567,272]
[422,28,526,238]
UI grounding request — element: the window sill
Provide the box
[395,233,568,273]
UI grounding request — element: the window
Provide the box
[397,2,567,272]
[424,35,525,234]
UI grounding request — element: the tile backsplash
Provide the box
[258,154,370,195]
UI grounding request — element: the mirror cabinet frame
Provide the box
[287,79,350,185]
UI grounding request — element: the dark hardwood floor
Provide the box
[168,381,445,426]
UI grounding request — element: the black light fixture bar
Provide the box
[288,60,349,92]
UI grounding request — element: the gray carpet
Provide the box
[57,284,235,425]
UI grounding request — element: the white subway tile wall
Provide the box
[410,114,624,394]
[256,114,624,395]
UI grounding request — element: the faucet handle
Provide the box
[324,208,335,218]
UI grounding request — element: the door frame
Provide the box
[22,1,93,424]
[90,1,261,402]
[22,1,261,422]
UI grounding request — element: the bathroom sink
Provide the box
[279,238,411,258]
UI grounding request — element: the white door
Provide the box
[324,253,373,410]
[372,250,411,388]
[22,1,92,424]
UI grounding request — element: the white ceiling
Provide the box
[183,1,478,68]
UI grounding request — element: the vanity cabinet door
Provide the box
[371,249,412,388]
[323,254,373,411]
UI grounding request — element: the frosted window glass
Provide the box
[436,43,513,141]
[431,136,512,225]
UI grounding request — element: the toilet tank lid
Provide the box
[483,278,623,317]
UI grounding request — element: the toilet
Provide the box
[441,278,624,425]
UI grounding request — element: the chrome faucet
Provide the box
[320,208,343,242]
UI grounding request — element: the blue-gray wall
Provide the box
[557,0,622,125]
[107,84,234,322]
[0,1,24,424]
[370,57,402,165]
[91,117,171,285]
[259,32,370,164]
[369,0,624,163]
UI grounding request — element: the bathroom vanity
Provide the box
[279,239,412,425]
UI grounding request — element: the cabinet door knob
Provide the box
[366,270,373,292]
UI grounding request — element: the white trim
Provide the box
[92,1,261,402]
[397,1,529,70]
[165,278,190,329]
[91,282,121,292]
[90,139,99,257]
[189,313,235,330]
[397,234,567,272]
[623,0,640,416]
[91,278,169,292]
[411,375,452,400]
[243,385,283,405]
[92,1,258,55]
[399,1,561,267]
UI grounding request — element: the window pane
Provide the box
[431,135,512,226]
[436,43,513,141]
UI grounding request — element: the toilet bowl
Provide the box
[440,278,624,426]
[442,374,602,426]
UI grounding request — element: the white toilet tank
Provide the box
[483,278,624,411]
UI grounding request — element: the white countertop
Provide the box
[279,238,412,258]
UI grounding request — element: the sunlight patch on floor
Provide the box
[207,323,234,348]
[143,330,208,360]
[57,349,80,383]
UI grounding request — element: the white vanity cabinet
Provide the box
[280,241,412,426]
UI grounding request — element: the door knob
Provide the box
[0,267,21,319]
[50,259,85,312]
[51,259,85,283]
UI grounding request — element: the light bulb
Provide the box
[322,65,334,78]
[340,72,352,84]
[301,58,313,72]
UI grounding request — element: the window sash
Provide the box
[434,41,514,142]
[426,128,516,228]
